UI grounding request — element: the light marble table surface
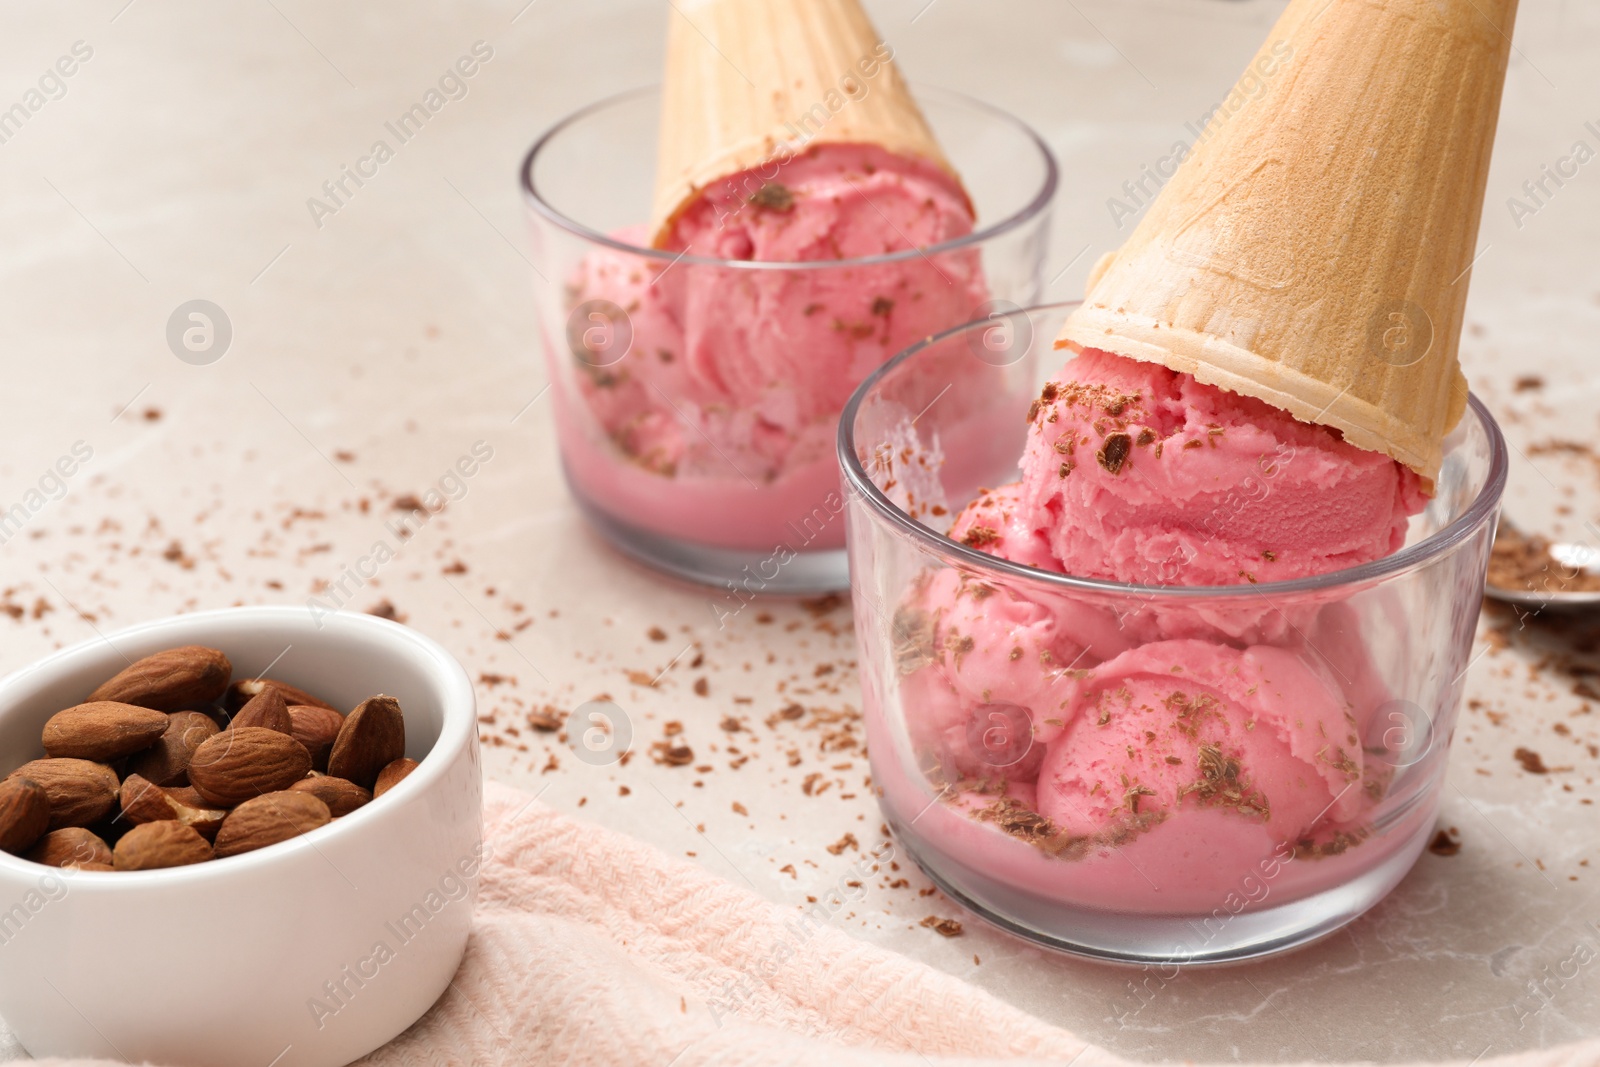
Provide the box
[2,0,1599,1062]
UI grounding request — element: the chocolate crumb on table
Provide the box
[921,916,963,937]
[1515,747,1550,774]
[650,740,694,766]
[825,832,858,855]
[366,599,405,622]
[1429,828,1462,856]
[527,706,564,731]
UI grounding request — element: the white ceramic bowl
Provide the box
[0,607,482,1067]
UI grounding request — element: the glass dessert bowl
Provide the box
[521,86,1055,593]
[839,301,1507,964]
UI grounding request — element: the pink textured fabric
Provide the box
[29,781,1600,1066]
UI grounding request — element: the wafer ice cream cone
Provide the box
[1056,0,1519,485]
[648,0,967,246]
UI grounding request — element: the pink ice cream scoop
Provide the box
[946,482,1061,574]
[896,553,1134,785]
[563,142,984,549]
[1010,348,1426,587]
[1035,640,1365,848]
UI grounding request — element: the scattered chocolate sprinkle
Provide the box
[1096,433,1132,474]
[748,182,795,212]
[1514,375,1545,392]
[1514,747,1549,774]
[893,608,938,676]
[801,594,844,617]
[367,599,405,622]
[871,297,894,317]
[825,832,859,855]
[647,626,668,642]
[920,916,963,937]
[961,525,1001,549]
[1429,828,1462,856]
[391,494,425,512]
[1487,524,1600,594]
[528,706,564,731]
[650,741,695,766]
[694,677,710,697]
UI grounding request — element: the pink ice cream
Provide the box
[1017,348,1425,587]
[1036,641,1365,847]
[885,346,1427,911]
[560,143,985,550]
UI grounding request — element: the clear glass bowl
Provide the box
[839,301,1506,964]
[521,86,1055,593]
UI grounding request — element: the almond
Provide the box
[26,827,112,868]
[188,727,312,808]
[113,821,213,870]
[373,757,420,798]
[165,785,208,808]
[288,704,344,770]
[118,773,179,824]
[118,774,227,840]
[213,791,331,858]
[125,711,220,786]
[226,677,336,713]
[88,646,232,711]
[6,759,119,830]
[231,686,292,735]
[42,701,170,762]
[288,774,371,817]
[327,695,405,789]
[0,777,51,855]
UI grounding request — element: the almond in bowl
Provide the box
[0,606,481,1067]
[3,651,424,870]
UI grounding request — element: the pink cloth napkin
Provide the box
[33,781,1600,1066]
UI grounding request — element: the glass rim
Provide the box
[518,84,1060,272]
[837,300,1509,600]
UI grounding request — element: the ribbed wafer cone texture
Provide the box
[648,0,966,247]
[1056,0,1519,485]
